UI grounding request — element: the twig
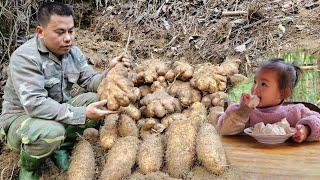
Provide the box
[124,30,131,54]
[300,65,319,70]
[222,11,247,16]
[155,0,167,17]
[1,166,8,180]
[9,164,15,180]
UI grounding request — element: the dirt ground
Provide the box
[1,0,320,179]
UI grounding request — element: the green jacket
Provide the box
[0,35,102,132]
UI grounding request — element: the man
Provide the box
[0,2,129,180]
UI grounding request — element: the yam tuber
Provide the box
[100,114,119,150]
[196,123,227,175]
[118,114,139,137]
[138,134,164,174]
[168,80,201,107]
[119,104,141,121]
[182,102,207,130]
[100,136,139,180]
[83,128,99,142]
[190,64,219,93]
[98,63,140,110]
[133,60,169,85]
[219,57,241,76]
[166,119,197,178]
[165,61,194,82]
[68,140,95,180]
[201,92,228,108]
[140,90,182,118]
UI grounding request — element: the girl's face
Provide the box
[251,69,283,108]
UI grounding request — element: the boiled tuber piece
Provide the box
[118,114,139,137]
[119,104,141,121]
[168,80,201,107]
[138,134,164,174]
[100,114,119,150]
[133,60,169,85]
[182,102,207,130]
[166,119,197,178]
[100,136,139,180]
[98,63,140,110]
[196,123,227,175]
[165,61,194,81]
[140,90,182,118]
[207,106,224,127]
[68,140,95,180]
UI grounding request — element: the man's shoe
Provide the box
[18,148,43,180]
[50,149,70,171]
[19,167,40,180]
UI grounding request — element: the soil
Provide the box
[1,0,320,179]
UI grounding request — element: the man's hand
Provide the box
[108,54,132,70]
[86,100,118,120]
[293,124,310,143]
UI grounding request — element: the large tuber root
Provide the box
[165,61,194,82]
[68,140,95,180]
[140,90,182,118]
[100,114,119,150]
[100,136,139,180]
[168,80,201,107]
[166,119,197,178]
[196,123,228,175]
[98,63,140,110]
[133,60,169,85]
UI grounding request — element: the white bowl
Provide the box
[244,127,296,144]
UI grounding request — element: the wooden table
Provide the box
[221,135,320,180]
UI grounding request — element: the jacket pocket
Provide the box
[66,73,79,84]
[44,77,62,102]
[44,77,60,88]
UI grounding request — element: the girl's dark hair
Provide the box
[37,2,74,27]
[259,58,302,95]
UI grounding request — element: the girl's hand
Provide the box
[240,93,260,109]
[292,124,310,143]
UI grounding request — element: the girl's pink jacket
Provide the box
[217,103,320,141]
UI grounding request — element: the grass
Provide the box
[228,51,320,106]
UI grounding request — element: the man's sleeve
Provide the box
[73,47,103,92]
[10,53,86,125]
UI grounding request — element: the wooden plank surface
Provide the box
[221,135,320,179]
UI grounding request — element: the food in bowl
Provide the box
[244,118,296,144]
[252,118,294,135]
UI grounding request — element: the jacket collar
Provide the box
[37,35,49,53]
[36,35,68,63]
[256,100,284,113]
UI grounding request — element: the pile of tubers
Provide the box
[68,58,246,179]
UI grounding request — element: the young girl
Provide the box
[217,58,320,143]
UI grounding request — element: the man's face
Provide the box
[37,14,74,57]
